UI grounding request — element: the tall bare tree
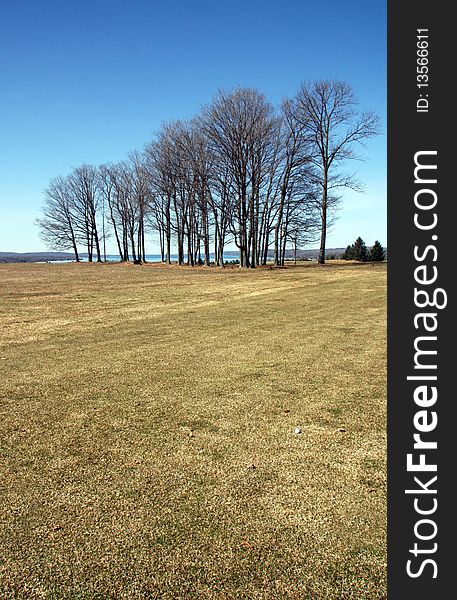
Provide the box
[68,165,102,262]
[295,81,380,263]
[36,175,80,261]
[272,97,314,266]
[128,152,151,263]
[145,133,175,264]
[200,88,276,268]
[98,164,123,260]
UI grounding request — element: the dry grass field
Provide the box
[0,261,386,599]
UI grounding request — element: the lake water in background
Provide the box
[49,253,241,263]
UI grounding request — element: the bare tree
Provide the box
[209,162,235,266]
[165,121,197,266]
[68,165,102,262]
[200,88,276,268]
[98,164,124,260]
[36,175,80,261]
[295,81,380,264]
[146,192,167,262]
[145,134,175,264]
[128,151,151,263]
[272,97,313,266]
[101,161,144,262]
[178,120,214,266]
[280,189,322,265]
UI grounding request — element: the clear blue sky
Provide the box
[0,0,386,253]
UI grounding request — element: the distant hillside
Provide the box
[281,246,387,260]
[281,248,347,260]
[0,252,74,263]
[0,247,381,263]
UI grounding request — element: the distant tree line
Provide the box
[37,81,380,267]
[342,237,386,262]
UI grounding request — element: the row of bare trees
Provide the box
[37,81,379,266]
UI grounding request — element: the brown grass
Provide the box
[0,261,386,599]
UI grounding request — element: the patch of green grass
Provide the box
[0,261,386,598]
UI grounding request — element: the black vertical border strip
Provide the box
[388,1,454,598]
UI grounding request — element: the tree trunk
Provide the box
[158,223,164,262]
[318,173,328,264]
[273,220,281,267]
[68,220,80,262]
[102,203,107,262]
[274,184,287,266]
[214,225,218,266]
[187,223,193,266]
[87,229,93,262]
[93,222,102,262]
[218,239,225,267]
[138,210,146,262]
[130,230,137,262]
[249,191,257,269]
[108,201,123,260]
[123,227,129,261]
[166,199,171,264]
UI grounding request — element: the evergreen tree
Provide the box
[342,244,355,260]
[369,240,386,262]
[353,237,369,262]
